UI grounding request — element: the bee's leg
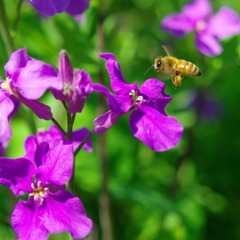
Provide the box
[172,74,183,87]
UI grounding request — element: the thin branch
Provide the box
[13,0,24,32]
[51,117,67,138]
[74,130,94,157]
[0,0,15,55]
[96,13,114,240]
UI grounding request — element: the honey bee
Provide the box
[147,46,201,87]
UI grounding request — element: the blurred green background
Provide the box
[0,0,240,239]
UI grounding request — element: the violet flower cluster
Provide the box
[28,0,90,17]
[0,47,183,239]
[161,0,240,56]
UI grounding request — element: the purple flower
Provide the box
[161,0,240,56]
[52,50,93,113]
[28,0,90,17]
[0,48,62,146]
[190,89,221,120]
[0,139,92,239]
[93,53,183,152]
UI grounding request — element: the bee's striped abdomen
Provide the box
[177,60,201,77]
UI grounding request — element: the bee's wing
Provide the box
[162,45,171,56]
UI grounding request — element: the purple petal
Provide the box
[14,59,62,99]
[76,70,93,97]
[0,90,14,142]
[37,140,73,185]
[28,0,70,16]
[93,81,133,114]
[92,83,110,98]
[47,126,92,152]
[65,0,90,16]
[161,0,212,36]
[4,48,30,78]
[58,50,73,85]
[52,50,73,101]
[93,110,122,134]
[23,136,38,163]
[100,53,138,95]
[24,128,68,164]
[130,105,183,151]
[0,141,8,156]
[107,93,132,114]
[139,79,172,115]
[183,0,212,20]
[196,32,222,56]
[0,157,35,195]
[40,191,92,238]
[207,7,240,40]
[69,70,93,113]
[69,93,85,113]
[72,128,93,152]
[161,13,196,37]
[12,94,53,120]
[11,199,49,240]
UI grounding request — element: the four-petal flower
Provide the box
[93,53,183,152]
[161,0,240,56]
[0,139,92,239]
[0,48,62,149]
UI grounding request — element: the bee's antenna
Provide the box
[144,65,154,75]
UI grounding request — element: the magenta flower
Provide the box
[93,53,183,152]
[161,0,240,56]
[28,0,90,17]
[52,50,93,113]
[0,48,61,147]
[0,139,92,239]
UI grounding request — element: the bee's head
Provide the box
[154,57,163,72]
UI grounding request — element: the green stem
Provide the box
[51,117,67,138]
[68,130,94,196]
[0,0,15,55]
[13,0,24,32]
[74,130,94,157]
[67,112,75,140]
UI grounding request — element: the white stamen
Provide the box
[1,78,12,94]
[63,83,74,96]
[29,180,49,202]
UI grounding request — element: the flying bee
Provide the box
[146,46,201,87]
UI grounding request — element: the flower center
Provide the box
[29,181,49,203]
[196,20,206,32]
[63,83,74,97]
[1,78,13,93]
[129,89,144,106]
